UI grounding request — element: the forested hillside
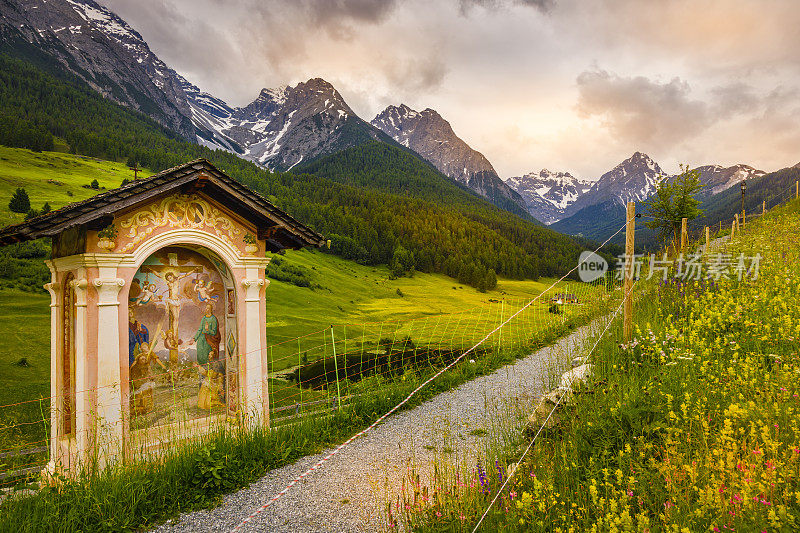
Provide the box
[299,142,533,219]
[0,54,609,289]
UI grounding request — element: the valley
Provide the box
[0,0,798,531]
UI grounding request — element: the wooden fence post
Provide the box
[763,200,766,215]
[680,218,687,253]
[731,219,736,239]
[298,338,302,408]
[330,326,342,411]
[704,226,710,256]
[623,201,635,343]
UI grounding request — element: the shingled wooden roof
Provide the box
[0,158,325,251]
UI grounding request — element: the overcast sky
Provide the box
[100,0,800,179]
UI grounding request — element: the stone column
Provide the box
[241,275,269,426]
[71,276,89,468]
[92,276,125,466]
[43,273,62,471]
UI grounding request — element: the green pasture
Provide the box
[0,146,145,225]
[264,248,604,371]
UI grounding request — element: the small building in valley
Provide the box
[0,159,324,475]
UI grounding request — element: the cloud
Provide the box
[576,70,711,149]
[709,83,760,119]
[301,0,399,25]
[97,0,800,176]
[458,0,554,14]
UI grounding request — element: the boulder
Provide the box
[559,363,594,391]
[526,389,564,434]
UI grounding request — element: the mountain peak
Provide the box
[258,85,290,100]
[298,77,337,93]
[505,169,590,224]
[372,104,527,214]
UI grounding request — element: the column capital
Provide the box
[43,282,62,307]
[71,278,89,306]
[241,278,269,301]
[92,278,126,306]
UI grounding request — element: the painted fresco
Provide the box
[127,246,237,428]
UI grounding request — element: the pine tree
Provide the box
[41,202,51,214]
[8,188,30,213]
[90,179,99,190]
[485,269,497,290]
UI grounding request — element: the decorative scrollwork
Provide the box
[118,195,243,253]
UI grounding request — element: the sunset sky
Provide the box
[100,0,800,179]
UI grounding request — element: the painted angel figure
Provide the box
[193,278,220,304]
[134,283,161,306]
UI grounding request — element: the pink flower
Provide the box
[733,493,743,503]
[627,490,634,497]
[766,461,775,470]
[436,511,442,517]
[510,491,517,500]
[459,514,466,521]
[752,449,763,455]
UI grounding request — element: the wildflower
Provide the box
[495,460,505,483]
[477,462,490,494]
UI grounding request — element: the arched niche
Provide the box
[124,245,240,431]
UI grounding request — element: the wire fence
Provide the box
[0,252,619,490]
[2,182,797,493]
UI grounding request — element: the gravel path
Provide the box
[153,318,602,533]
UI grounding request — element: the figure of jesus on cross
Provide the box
[141,253,200,335]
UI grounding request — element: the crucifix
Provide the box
[140,253,200,336]
[130,162,141,180]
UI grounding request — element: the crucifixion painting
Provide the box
[128,246,230,428]
[139,252,201,336]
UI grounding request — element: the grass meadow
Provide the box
[0,145,614,531]
[394,198,800,532]
[0,146,145,226]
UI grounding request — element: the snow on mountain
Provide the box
[505,170,592,224]
[178,74,384,170]
[687,164,766,196]
[2,0,388,170]
[372,104,528,215]
[565,152,665,217]
[0,0,196,138]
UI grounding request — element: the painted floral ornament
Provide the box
[244,233,258,255]
[97,223,118,251]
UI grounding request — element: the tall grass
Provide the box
[399,198,800,532]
